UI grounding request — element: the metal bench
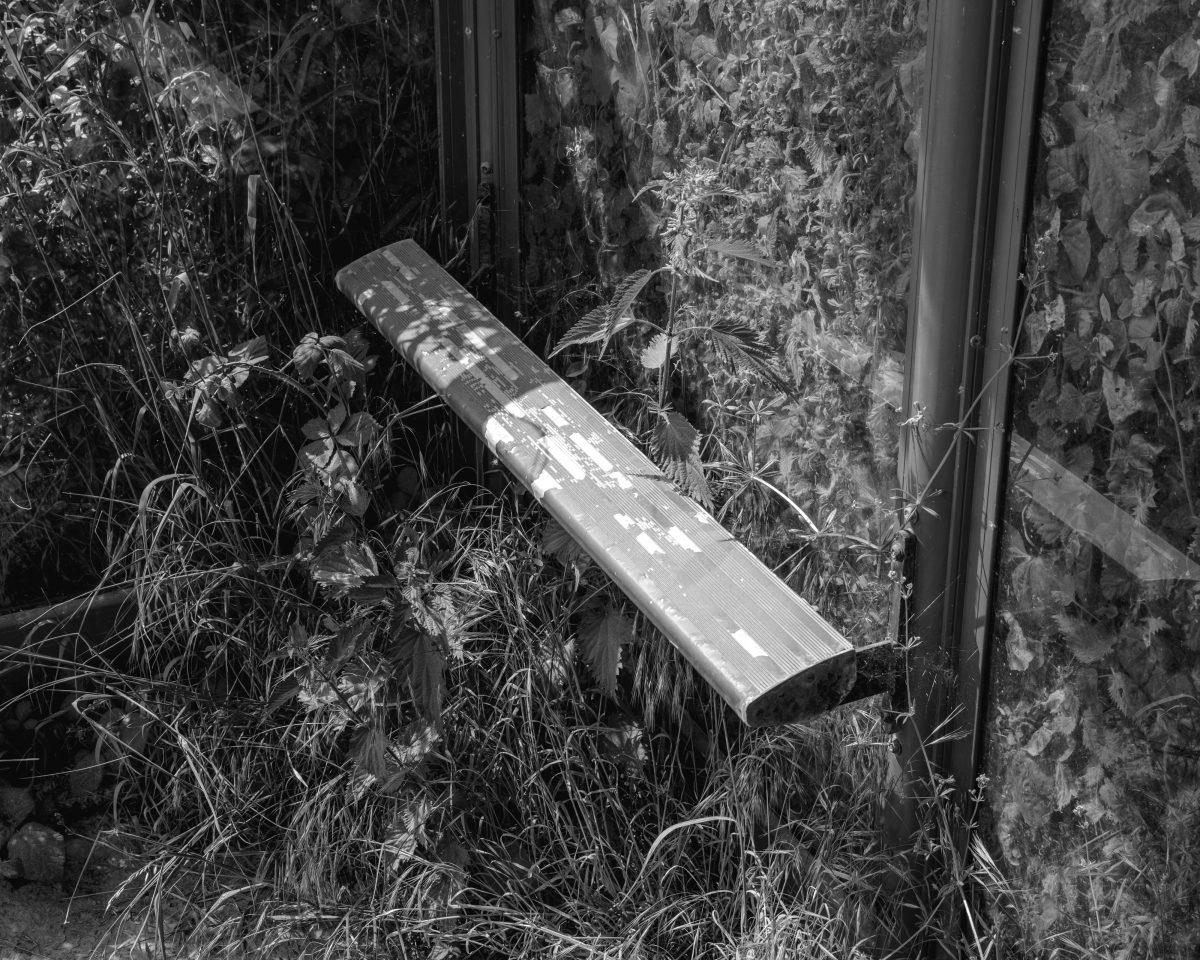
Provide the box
[337,241,888,726]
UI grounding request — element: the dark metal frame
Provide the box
[433,1,522,320]
[887,0,1050,946]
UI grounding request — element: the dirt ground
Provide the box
[0,831,170,960]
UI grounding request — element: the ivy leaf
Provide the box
[579,605,634,696]
[640,332,672,369]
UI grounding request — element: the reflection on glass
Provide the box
[986,1,1200,956]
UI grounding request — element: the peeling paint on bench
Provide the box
[337,240,858,726]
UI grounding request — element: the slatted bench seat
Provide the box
[336,240,875,726]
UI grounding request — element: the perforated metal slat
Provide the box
[336,240,857,726]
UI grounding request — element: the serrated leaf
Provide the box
[334,478,370,517]
[302,416,331,441]
[653,410,712,507]
[550,269,654,357]
[1076,118,1147,236]
[294,332,327,379]
[1102,367,1145,424]
[640,333,672,369]
[311,540,379,592]
[336,411,380,447]
[551,306,613,355]
[302,438,358,481]
[607,268,654,328]
[1055,613,1115,663]
[579,606,633,695]
[1186,143,1200,194]
[685,316,784,385]
[700,238,782,268]
[654,409,700,462]
[541,517,588,565]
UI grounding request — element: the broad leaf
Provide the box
[579,605,633,695]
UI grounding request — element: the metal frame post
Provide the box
[886,0,1051,949]
[432,1,522,319]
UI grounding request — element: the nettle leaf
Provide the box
[1055,613,1115,663]
[640,332,672,369]
[683,316,782,384]
[551,269,654,357]
[579,605,634,695]
[655,408,699,462]
[541,517,589,566]
[700,238,782,268]
[653,410,712,507]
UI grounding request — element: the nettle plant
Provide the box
[551,159,788,508]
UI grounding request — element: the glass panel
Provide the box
[986,2,1200,955]
[524,1,927,645]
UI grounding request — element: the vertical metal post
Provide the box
[886,0,1050,949]
[432,1,522,319]
[891,0,1009,829]
[433,3,468,262]
[952,0,1049,801]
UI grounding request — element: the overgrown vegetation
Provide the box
[2,0,1130,957]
